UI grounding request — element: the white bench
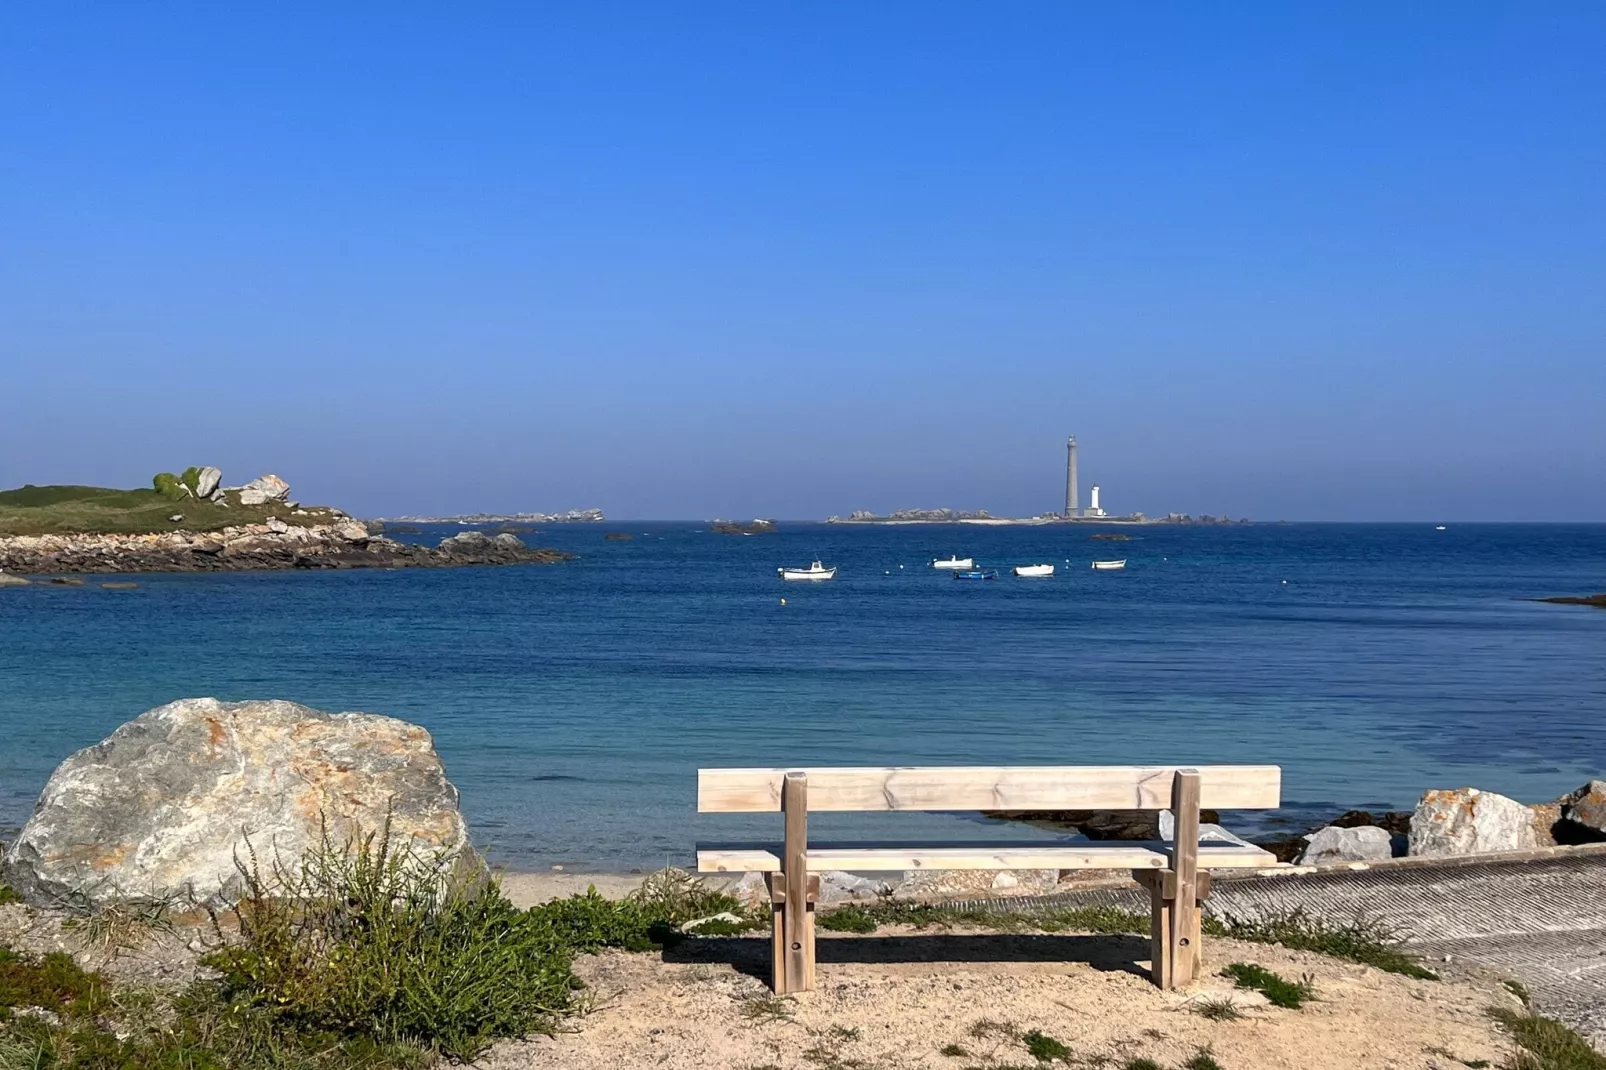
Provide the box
[697,764,1284,994]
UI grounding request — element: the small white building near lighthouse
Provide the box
[1088,486,1106,517]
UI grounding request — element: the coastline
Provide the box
[0,523,572,575]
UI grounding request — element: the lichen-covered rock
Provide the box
[1,698,472,907]
[1296,825,1394,865]
[1558,780,1606,842]
[1408,788,1540,857]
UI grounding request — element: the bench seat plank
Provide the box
[699,765,1281,813]
[697,840,1277,873]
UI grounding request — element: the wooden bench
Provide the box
[696,765,1283,994]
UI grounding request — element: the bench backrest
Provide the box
[698,765,1280,813]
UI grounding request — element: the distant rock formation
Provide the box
[1,698,473,907]
[1534,593,1606,607]
[0,523,572,573]
[234,474,291,506]
[711,520,776,535]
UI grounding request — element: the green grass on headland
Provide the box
[0,484,347,536]
[1490,1007,1606,1070]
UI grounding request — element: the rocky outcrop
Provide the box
[0,571,29,587]
[1409,788,1541,857]
[1534,593,1606,608]
[236,474,291,506]
[0,524,572,574]
[1557,781,1606,843]
[1296,825,1393,865]
[1,698,473,907]
[193,467,222,499]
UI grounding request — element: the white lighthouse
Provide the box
[1089,486,1106,517]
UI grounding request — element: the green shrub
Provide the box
[205,827,576,1060]
[0,883,20,906]
[1023,1028,1072,1062]
[819,905,879,933]
[1184,1048,1225,1070]
[1210,908,1437,980]
[179,466,202,494]
[1220,963,1315,1010]
[150,472,186,501]
[1489,1007,1606,1070]
[0,945,107,1017]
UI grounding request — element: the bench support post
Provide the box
[1138,768,1203,990]
[774,771,814,994]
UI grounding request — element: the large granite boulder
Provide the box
[1408,788,1539,857]
[193,467,222,498]
[1,698,471,907]
[1296,825,1393,865]
[237,475,291,506]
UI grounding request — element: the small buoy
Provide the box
[780,598,787,605]
[885,570,890,575]
[1281,579,1288,585]
[899,564,905,569]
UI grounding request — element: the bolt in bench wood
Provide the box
[696,765,1284,994]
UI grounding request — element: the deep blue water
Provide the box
[1,522,1602,871]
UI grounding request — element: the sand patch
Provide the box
[481,927,1515,1069]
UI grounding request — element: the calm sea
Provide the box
[1,523,1602,871]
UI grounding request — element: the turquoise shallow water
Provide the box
[1,522,1602,871]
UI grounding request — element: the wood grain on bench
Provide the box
[698,765,1281,813]
[697,841,1276,873]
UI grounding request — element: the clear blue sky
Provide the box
[3,3,1603,520]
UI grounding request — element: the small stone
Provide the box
[168,514,184,523]
[266,517,289,534]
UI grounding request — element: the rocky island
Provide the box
[0,468,573,575]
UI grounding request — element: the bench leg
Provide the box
[764,873,788,993]
[778,772,815,993]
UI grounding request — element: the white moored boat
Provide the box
[1091,559,1127,571]
[778,561,836,581]
[931,556,974,570]
[1013,564,1055,577]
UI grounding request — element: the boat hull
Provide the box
[779,567,836,581]
[1013,564,1055,577]
[1091,560,1127,571]
[931,557,974,569]
[953,569,999,581]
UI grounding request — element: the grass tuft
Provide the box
[1209,907,1437,980]
[738,994,795,1024]
[940,1042,970,1057]
[1022,1028,1073,1062]
[1489,1007,1606,1070]
[1124,1059,1163,1070]
[1183,1048,1225,1070]
[1220,963,1315,1010]
[818,904,880,933]
[1191,997,1244,1021]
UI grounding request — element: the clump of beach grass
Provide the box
[1022,1027,1073,1062]
[1183,1048,1225,1070]
[1488,1007,1606,1070]
[1220,963,1315,1010]
[1190,996,1245,1021]
[1208,907,1439,980]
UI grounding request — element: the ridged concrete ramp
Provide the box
[964,846,1606,1047]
